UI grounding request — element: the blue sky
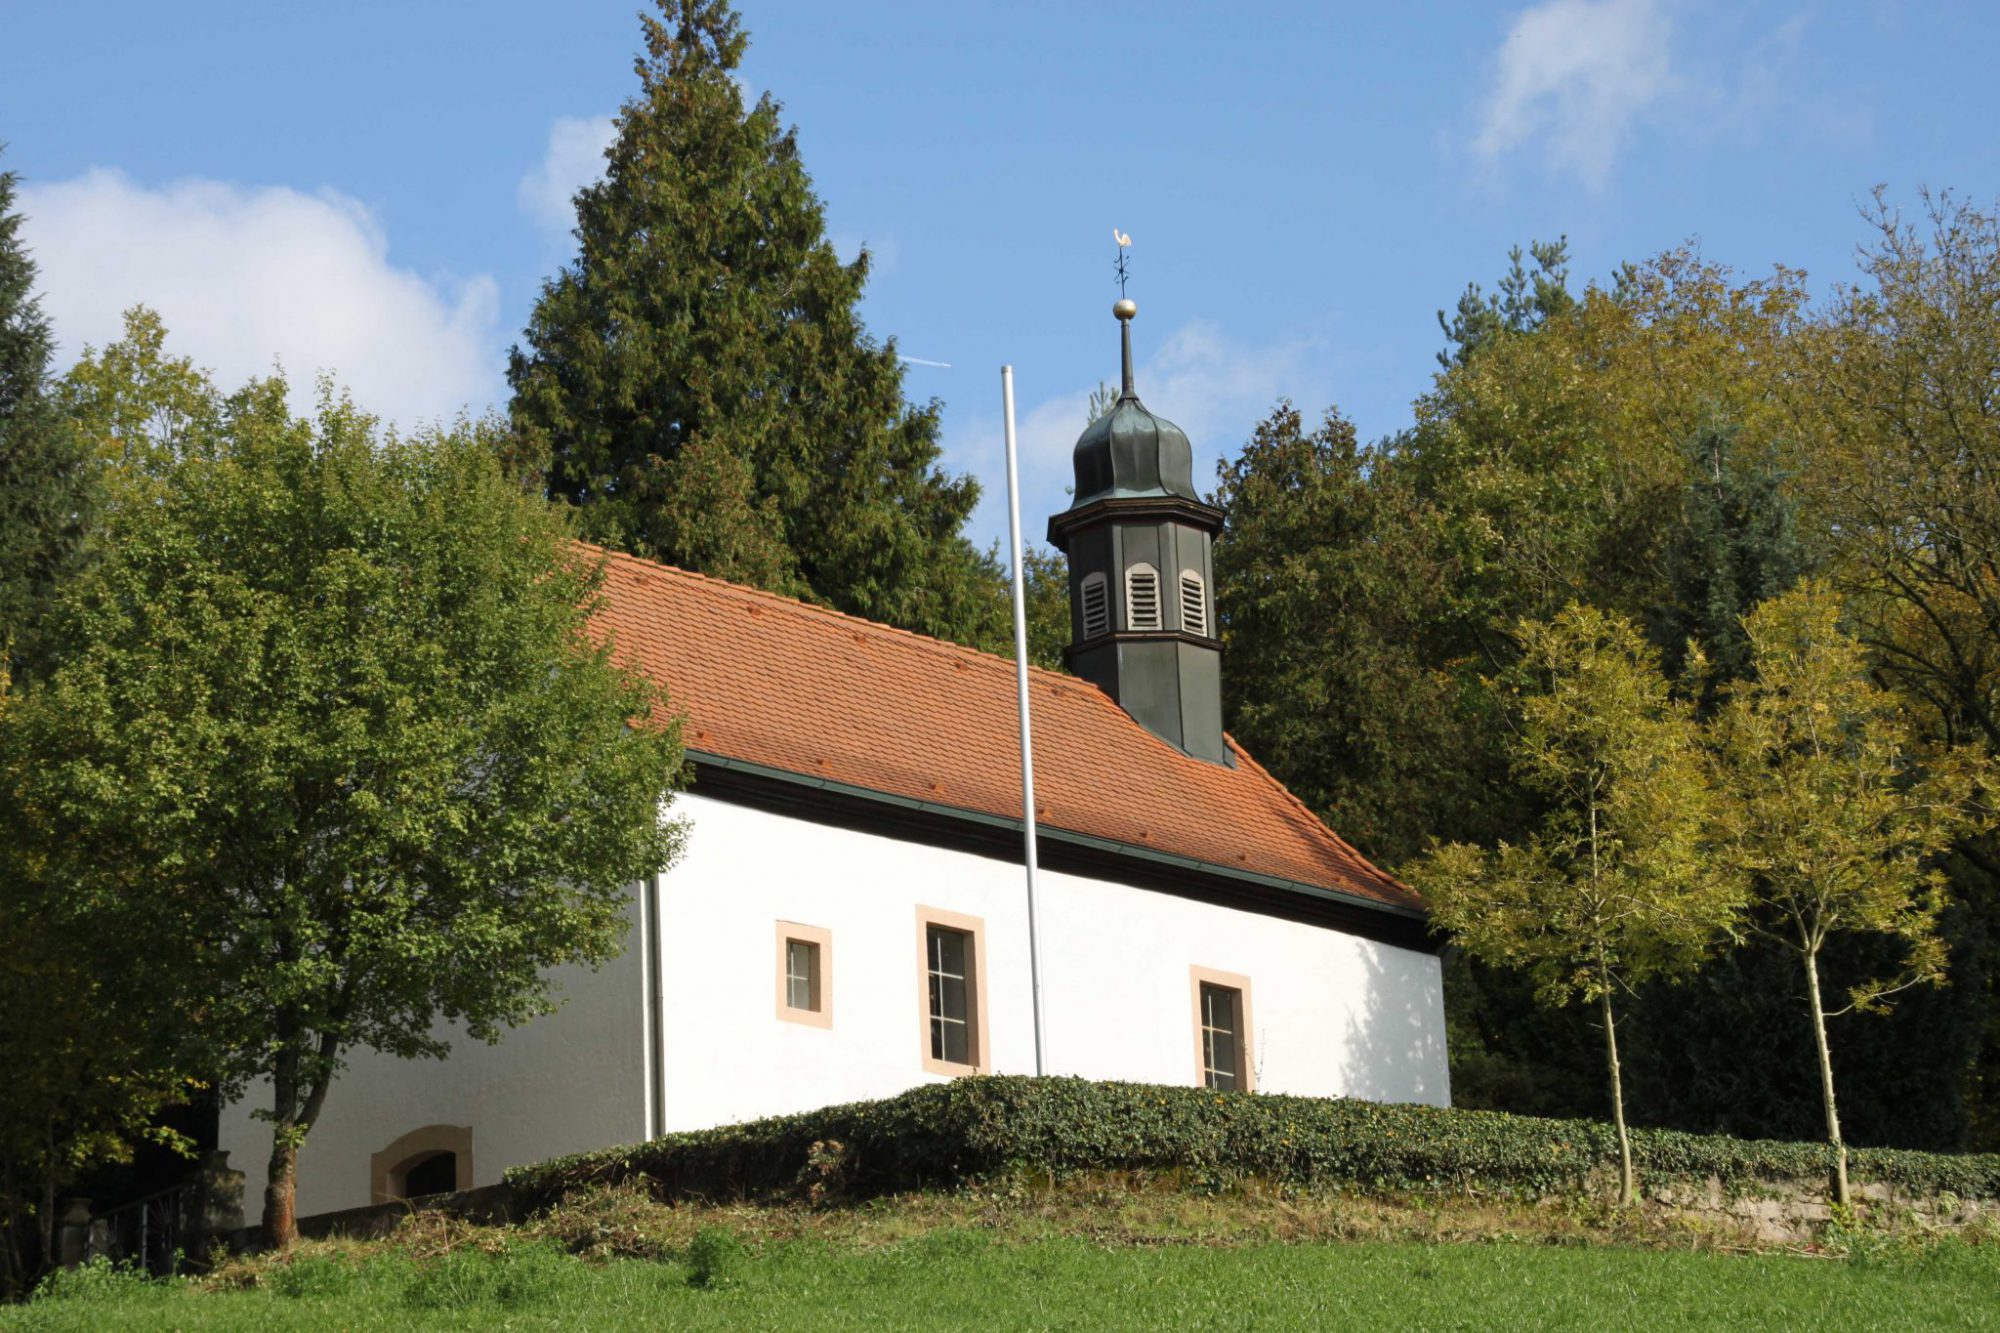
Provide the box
[5,0,1996,546]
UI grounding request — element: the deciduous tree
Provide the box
[1712,585,1987,1204]
[7,349,687,1247]
[1414,606,1738,1205]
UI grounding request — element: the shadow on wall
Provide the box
[1336,939,1450,1106]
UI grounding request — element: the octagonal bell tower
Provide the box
[1048,300,1230,765]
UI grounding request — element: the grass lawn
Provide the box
[8,1230,1997,1331]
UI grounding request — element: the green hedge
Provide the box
[504,1077,2000,1205]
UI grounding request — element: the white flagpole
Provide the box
[1001,365,1048,1077]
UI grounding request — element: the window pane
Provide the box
[786,939,818,1011]
[927,926,974,1066]
[1201,983,1240,1090]
[929,926,966,980]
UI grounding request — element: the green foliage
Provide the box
[0,150,93,678]
[1214,404,1507,866]
[1018,545,1071,672]
[1718,586,1981,1007]
[399,1240,570,1313]
[4,318,687,1244]
[1650,418,1809,704]
[1435,237,1574,368]
[1713,584,1991,1200]
[1413,606,1740,1201]
[505,1077,2000,1206]
[684,1225,745,1289]
[1419,606,1735,1009]
[27,1256,168,1307]
[508,0,1005,651]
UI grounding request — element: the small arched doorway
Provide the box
[396,1150,459,1199]
[370,1125,474,1203]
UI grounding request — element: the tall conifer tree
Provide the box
[510,1,1002,645]
[0,151,91,675]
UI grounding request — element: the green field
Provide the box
[9,1230,1997,1331]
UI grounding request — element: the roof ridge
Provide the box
[582,540,1113,699]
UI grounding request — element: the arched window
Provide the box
[1080,572,1110,639]
[370,1125,473,1203]
[1179,569,1209,638]
[1125,563,1161,631]
[398,1152,459,1199]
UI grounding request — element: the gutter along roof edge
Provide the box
[684,748,1429,925]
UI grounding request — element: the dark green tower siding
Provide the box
[1051,306,1230,765]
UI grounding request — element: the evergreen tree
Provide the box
[0,151,92,676]
[509,0,1000,647]
[1650,417,1808,705]
[1435,238,1574,368]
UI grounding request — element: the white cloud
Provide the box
[1472,0,1675,185]
[518,115,616,241]
[953,319,1318,547]
[20,169,501,428]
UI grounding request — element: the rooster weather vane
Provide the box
[1112,228,1132,298]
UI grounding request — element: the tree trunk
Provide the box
[37,1123,56,1275]
[1599,988,1635,1206]
[261,1029,341,1251]
[262,1047,300,1251]
[1802,947,1850,1207]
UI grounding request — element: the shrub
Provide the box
[30,1256,167,1305]
[506,1076,2000,1207]
[685,1226,746,1289]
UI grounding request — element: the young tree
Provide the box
[1713,585,1987,1204]
[1414,606,1738,1205]
[6,354,687,1247]
[509,0,1002,649]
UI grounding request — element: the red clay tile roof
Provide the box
[588,546,1423,915]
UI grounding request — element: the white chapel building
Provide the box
[218,307,1451,1217]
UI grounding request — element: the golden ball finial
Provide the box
[1113,298,1138,321]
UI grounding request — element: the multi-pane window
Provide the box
[1125,563,1162,631]
[775,922,832,1027]
[1080,572,1110,639]
[927,925,973,1066]
[1199,982,1243,1090]
[1179,570,1209,637]
[785,937,821,1013]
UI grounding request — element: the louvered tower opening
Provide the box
[1125,563,1161,631]
[1080,572,1110,639]
[1179,570,1208,637]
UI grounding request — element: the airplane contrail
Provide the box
[898,356,953,369]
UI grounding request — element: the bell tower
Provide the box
[1048,300,1229,765]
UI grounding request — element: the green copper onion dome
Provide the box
[1068,300,1201,508]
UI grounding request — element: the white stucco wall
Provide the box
[216,911,647,1219]
[219,789,1448,1219]
[659,793,1448,1130]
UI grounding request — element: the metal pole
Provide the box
[1001,365,1048,1077]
